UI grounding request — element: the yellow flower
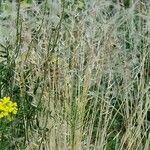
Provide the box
[3,97,10,103]
[0,96,18,120]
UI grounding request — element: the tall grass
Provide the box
[0,0,150,149]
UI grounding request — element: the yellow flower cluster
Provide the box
[0,97,18,120]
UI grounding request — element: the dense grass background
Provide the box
[0,0,150,149]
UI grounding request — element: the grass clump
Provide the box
[0,0,150,150]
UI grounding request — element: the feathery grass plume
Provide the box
[0,0,150,149]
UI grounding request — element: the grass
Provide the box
[0,0,150,149]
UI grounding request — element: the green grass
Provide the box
[0,0,150,149]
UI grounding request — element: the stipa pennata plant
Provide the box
[0,96,18,120]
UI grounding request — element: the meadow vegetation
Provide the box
[0,0,150,149]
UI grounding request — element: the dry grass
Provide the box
[0,0,150,150]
